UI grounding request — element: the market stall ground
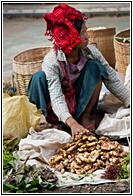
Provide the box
[34,181,130,193]
[3,83,130,194]
[3,4,130,193]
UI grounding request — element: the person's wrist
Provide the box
[66,117,77,128]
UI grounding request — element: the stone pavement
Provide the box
[2,3,130,82]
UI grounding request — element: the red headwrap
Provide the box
[43,4,87,54]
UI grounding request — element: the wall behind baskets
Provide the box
[12,47,52,95]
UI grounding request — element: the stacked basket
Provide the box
[87,26,116,68]
[13,47,51,95]
[114,28,130,76]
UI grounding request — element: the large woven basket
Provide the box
[87,26,116,68]
[114,28,130,76]
[13,47,51,95]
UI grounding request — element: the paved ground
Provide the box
[2,3,130,82]
[3,2,130,17]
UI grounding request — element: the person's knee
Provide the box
[28,71,47,90]
[31,71,47,83]
[33,71,46,79]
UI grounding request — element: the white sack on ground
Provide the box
[17,128,72,165]
[124,63,130,90]
[99,71,125,114]
[95,108,130,137]
[96,64,130,137]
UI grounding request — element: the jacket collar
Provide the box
[55,45,92,62]
[56,49,67,62]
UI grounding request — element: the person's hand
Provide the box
[66,117,89,139]
[70,121,89,139]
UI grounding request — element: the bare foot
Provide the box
[85,120,95,132]
[39,114,50,125]
[36,115,62,132]
[78,116,95,132]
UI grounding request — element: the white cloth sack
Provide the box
[17,127,72,164]
[96,64,130,137]
[99,71,125,114]
[95,106,130,137]
[124,63,130,90]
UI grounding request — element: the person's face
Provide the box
[75,22,89,49]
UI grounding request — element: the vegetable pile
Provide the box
[3,133,130,193]
[3,140,58,193]
[4,164,58,193]
[115,37,130,43]
[49,131,129,175]
[101,154,130,180]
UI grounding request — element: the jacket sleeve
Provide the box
[88,45,130,107]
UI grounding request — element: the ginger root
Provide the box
[49,131,129,175]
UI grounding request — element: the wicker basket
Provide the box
[87,26,116,68]
[13,47,51,95]
[114,28,130,76]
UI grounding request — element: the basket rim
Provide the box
[13,46,52,62]
[13,60,44,65]
[87,26,115,30]
[114,28,130,36]
[114,28,130,45]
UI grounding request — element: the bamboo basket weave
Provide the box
[114,28,130,76]
[13,47,51,95]
[87,26,116,68]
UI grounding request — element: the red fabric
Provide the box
[43,3,87,54]
[46,102,58,124]
[59,61,77,115]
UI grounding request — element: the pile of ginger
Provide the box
[49,131,129,175]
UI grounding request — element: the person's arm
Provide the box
[42,51,89,138]
[43,54,71,123]
[87,45,130,107]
